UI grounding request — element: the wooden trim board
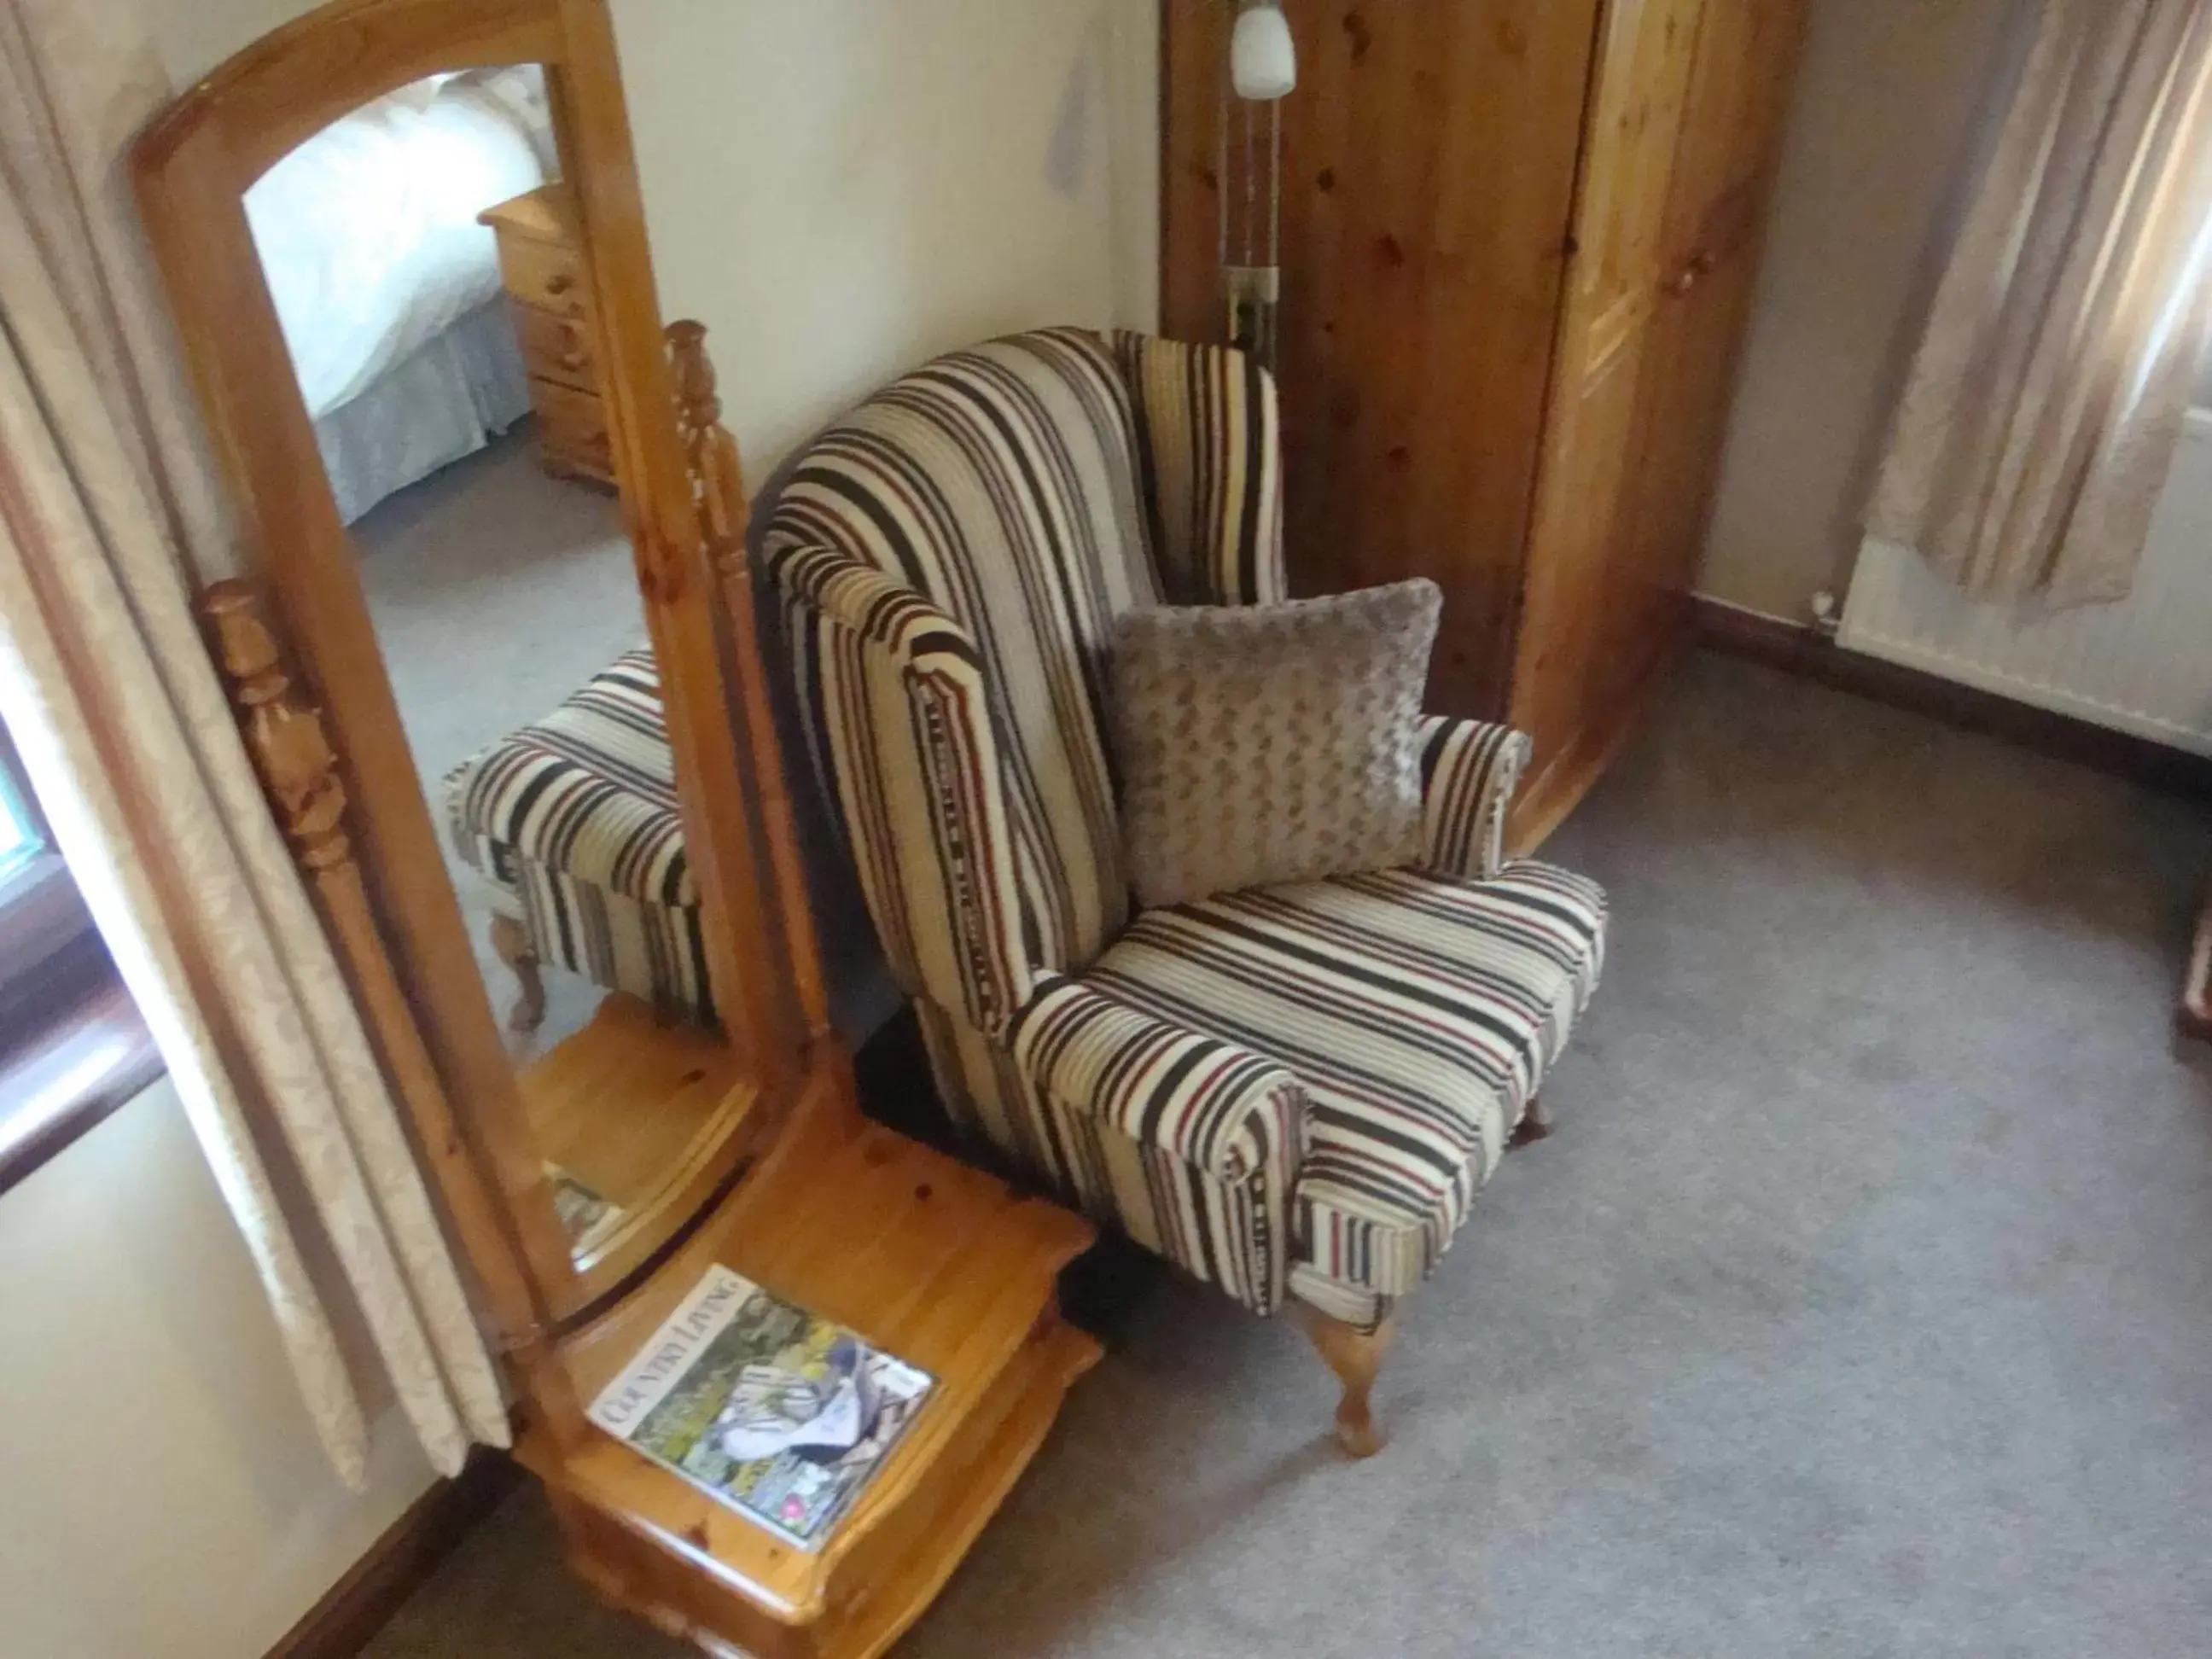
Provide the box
[1690,596,2212,801]
[263,1452,519,1659]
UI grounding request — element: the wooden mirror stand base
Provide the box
[517,1057,1102,1659]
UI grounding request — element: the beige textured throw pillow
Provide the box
[1109,579,1441,911]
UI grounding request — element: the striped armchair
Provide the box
[764,330,1606,1455]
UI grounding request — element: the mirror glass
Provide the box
[246,67,739,1284]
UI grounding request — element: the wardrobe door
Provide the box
[1627,0,1808,632]
[1630,242,1766,637]
[1662,0,1806,259]
[1159,0,1602,717]
[1508,0,1706,837]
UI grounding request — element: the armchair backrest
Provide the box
[763,329,1283,1028]
[1118,332,1285,608]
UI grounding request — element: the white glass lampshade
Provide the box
[1231,3,1297,102]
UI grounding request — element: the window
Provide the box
[0,720,160,1191]
[0,723,96,1020]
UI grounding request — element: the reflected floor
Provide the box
[352,423,645,1058]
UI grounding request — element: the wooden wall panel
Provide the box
[1161,0,1604,717]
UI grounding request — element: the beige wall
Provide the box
[614,0,1158,484]
[148,0,313,83]
[1697,0,2014,620]
[0,1081,434,1659]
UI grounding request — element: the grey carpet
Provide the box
[361,652,2212,1657]
[353,427,647,1056]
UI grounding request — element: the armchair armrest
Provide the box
[763,539,1033,1034]
[1008,974,1305,1185]
[764,540,965,667]
[1417,715,1533,882]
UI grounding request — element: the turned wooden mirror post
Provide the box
[198,579,550,1357]
[670,319,833,1058]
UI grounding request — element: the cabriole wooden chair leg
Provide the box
[1298,1306,1396,1458]
[490,911,547,1033]
[1511,1092,1553,1147]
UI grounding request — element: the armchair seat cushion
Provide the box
[1079,861,1606,1300]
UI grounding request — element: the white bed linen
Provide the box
[246,72,550,422]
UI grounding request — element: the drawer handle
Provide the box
[556,323,590,371]
[543,271,577,297]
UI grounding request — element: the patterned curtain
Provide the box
[1869,0,2212,608]
[0,0,508,1486]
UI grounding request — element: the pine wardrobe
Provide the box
[1163,0,1808,841]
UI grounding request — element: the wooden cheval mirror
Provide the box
[131,3,1098,1653]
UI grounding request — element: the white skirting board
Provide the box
[1838,409,2212,758]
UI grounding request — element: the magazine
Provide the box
[586,1266,934,1551]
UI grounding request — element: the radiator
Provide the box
[1837,409,2212,756]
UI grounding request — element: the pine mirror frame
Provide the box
[132,0,821,1337]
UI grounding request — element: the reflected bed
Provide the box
[244,65,557,521]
